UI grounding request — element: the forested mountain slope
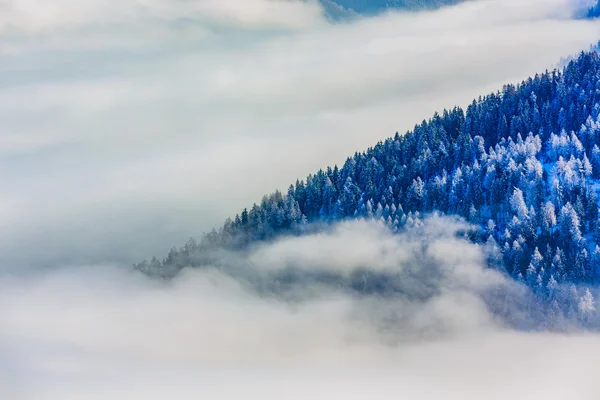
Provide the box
[320,0,600,19]
[589,1,600,19]
[322,0,463,15]
[138,52,600,297]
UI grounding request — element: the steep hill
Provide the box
[589,0,600,18]
[320,0,600,19]
[326,0,462,13]
[138,52,600,298]
[320,0,463,18]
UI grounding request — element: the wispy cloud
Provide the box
[1,217,598,399]
[1,2,598,398]
[0,0,597,267]
[0,0,325,36]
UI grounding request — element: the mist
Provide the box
[2,1,600,398]
[0,0,598,267]
[2,217,599,399]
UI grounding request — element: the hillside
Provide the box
[137,51,600,295]
[321,0,600,19]
[320,0,463,17]
[590,1,600,19]
[328,0,462,13]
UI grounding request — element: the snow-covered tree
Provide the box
[510,188,528,220]
[558,202,582,244]
[578,288,596,323]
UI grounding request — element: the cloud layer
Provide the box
[1,217,598,399]
[0,0,597,267]
[1,2,599,398]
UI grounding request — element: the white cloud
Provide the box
[0,0,325,35]
[1,2,598,397]
[0,0,597,267]
[0,218,597,399]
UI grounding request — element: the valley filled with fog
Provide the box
[2,218,599,399]
[1,0,600,399]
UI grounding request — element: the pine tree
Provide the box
[541,201,557,237]
[510,188,529,220]
[591,246,600,281]
[526,263,538,287]
[578,288,596,324]
[558,202,582,244]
